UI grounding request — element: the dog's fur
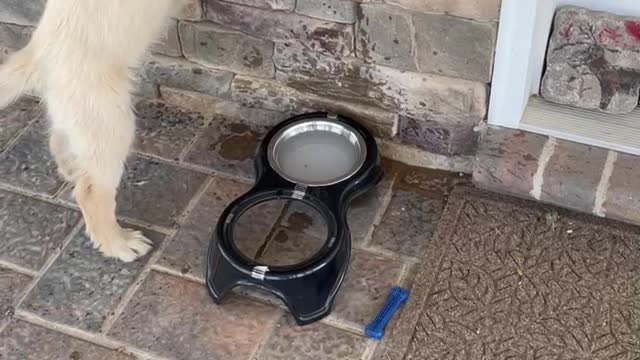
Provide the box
[0,1,183,261]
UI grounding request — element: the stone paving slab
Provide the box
[0,119,64,196]
[0,97,512,359]
[0,97,41,152]
[0,268,31,322]
[331,249,404,327]
[379,186,640,360]
[276,176,395,247]
[157,176,251,277]
[134,99,210,160]
[185,116,270,179]
[60,156,208,228]
[370,190,442,258]
[256,314,369,360]
[258,227,325,266]
[108,271,281,360]
[21,225,165,332]
[0,190,80,272]
[1,320,133,360]
[116,156,208,227]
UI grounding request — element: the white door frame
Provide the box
[488,0,640,129]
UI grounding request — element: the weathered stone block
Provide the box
[541,139,608,213]
[473,126,548,197]
[604,153,640,223]
[179,21,274,78]
[231,75,398,138]
[178,0,203,20]
[382,0,501,21]
[380,139,475,174]
[150,19,182,57]
[205,0,354,56]
[357,4,416,71]
[398,116,479,156]
[222,0,295,11]
[0,23,33,59]
[139,55,233,98]
[160,86,289,122]
[296,0,357,24]
[413,12,496,82]
[541,7,640,114]
[274,42,487,122]
[0,0,45,26]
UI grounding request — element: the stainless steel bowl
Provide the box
[267,118,367,186]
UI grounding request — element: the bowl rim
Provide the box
[266,118,367,187]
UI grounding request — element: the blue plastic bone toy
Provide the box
[364,287,409,340]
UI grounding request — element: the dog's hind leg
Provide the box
[46,67,152,262]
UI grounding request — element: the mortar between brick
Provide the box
[593,150,618,217]
[530,137,557,200]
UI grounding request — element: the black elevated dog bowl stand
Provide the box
[206,112,383,325]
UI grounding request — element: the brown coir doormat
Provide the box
[378,187,640,360]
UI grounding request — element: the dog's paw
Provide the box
[99,229,153,262]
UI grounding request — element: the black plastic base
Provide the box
[206,113,383,325]
[207,230,349,325]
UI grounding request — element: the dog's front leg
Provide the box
[46,67,152,262]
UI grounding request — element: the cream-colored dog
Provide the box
[0,1,183,262]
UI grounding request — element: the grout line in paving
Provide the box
[14,221,85,309]
[101,175,212,334]
[358,262,415,360]
[358,244,421,265]
[15,310,172,360]
[360,174,397,248]
[151,264,205,285]
[8,179,187,237]
[177,113,214,163]
[0,182,77,210]
[0,102,42,160]
[172,175,214,226]
[398,261,415,286]
[1,221,86,334]
[247,310,283,360]
[51,181,69,199]
[322,315,365,336]
[132,150,253,184]
[0,260,38,277]
[362,339,380,360]
[99,227,179,334]
[49,191,175,236]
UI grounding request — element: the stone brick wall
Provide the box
[0,0,500,171]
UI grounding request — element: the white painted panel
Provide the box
[487,0,541,128]
[521,97,640,156]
